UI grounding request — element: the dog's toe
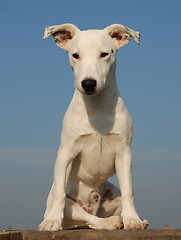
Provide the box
[38,220,61,231]
[123,216,149,230]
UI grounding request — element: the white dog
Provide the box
[39,23,148,231]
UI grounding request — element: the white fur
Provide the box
[38,23,148,231]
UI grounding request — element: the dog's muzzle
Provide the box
[81,78,97,95]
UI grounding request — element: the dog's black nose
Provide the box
[81,78,97,94]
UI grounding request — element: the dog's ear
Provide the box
[105,24,140,49]
[43,23,80,51]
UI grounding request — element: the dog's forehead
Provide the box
[70,29,113,52]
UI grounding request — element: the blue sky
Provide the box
[0,0,181,230]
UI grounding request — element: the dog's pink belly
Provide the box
[70,133,122,186]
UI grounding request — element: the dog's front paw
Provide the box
[38,219,62,231]
[123,216,149,230]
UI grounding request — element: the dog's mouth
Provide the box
[83,90,97,96]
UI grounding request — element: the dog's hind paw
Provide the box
[93,216,124,230]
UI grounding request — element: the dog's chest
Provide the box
[73,133,123,182]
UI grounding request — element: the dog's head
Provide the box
[43,24,140,95]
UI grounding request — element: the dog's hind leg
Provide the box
[63,196,123,230]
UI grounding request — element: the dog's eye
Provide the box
[100,52,109,58]
[72,53,79,59]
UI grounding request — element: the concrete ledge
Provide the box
[1,229,181,240]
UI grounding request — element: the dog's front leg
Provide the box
[115,148,148,229]
[39,148,74,231]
